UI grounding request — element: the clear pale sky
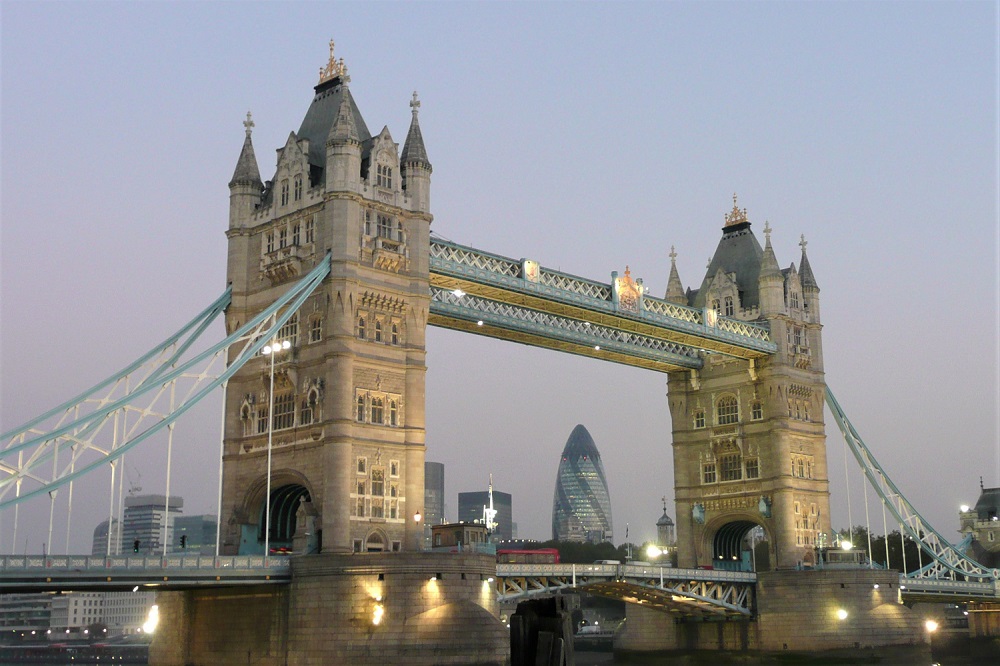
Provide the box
[1,1,997,554]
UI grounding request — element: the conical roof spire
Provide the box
[798,234,819,290]
[229,111,263,188]
[759,221,781,279]
[665,246,687,304]
[401,91,431,169]
[327,89,360,145]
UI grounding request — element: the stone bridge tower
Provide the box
[219,43,432,555]
[666,197,829,570]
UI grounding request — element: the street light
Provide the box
[262,338,292,560]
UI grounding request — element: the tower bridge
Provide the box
[2,42,998,665]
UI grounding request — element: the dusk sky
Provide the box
[1,2,997,554]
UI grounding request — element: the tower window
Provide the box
[790,292,800,309]
[751,401,763,420]
[364,210,372,236]
[371,469,385,497]
[374,320,383,343]
[745,458,759,479]
[277,313,298,346]
[280,180,289,206]
[293,176,302,201]
[724,296,734,317]
[712,298,721,315]
[716,396,739,425]
[300,396,313,426]
[310,317,322,343]
[357,316,366,340]
[694,409,706,429]
[266,232,274,253]
[279,227,287,249]
[388,399,398,426]
[371,397,384,424]
[305,218,315,244]
[356,395,366,422]
[357,457,367,474]
[702,463,717,484]
[272,392,295,430]
[256,405,269,434]
[377,164,393,189]
[292,223,301,246]
[377,214,393,239]
[720,454,742,481]
[391,322,399,345]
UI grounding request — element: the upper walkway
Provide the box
[428,238,776,373]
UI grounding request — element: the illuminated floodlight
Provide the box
[143,604,159,634]
[835,609,848,621]
[925,620,939,633]
[594,345,600,351]
[262,345,272,354]
[960,505,970,512]
[873,584,879,589]
[476,320,484,326]
[841,541,853,551]
[372,603,384,626]
[646,545,662,559]
[452,289,466,298]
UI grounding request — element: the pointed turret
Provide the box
[401,91,432,213]
[798,234,820,321]
[325,86,362,192]
[757,221,785,316]
[229,111,264,229]
[664,246,687,305]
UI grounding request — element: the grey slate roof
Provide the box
[656,510,674,527]
[799,249,819,290]
[691,222,765,309]
[296,78,372,169]
[229,134,262,188]
[974,487,1000,520]
[401,112,430,168]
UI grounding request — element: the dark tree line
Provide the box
[836,526,929,574]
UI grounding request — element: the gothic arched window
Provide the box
[356,395,366,422]
[717,396,739,425]
[724,296,734,316]
[371,397,384,424]
[357,316,366,340]
[374,320,382,343]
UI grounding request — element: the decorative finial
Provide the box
[724,193,749,227]
[799,234,808,252]
[763,221,772,242]
[707,257,712,269]
[243,111,254,138]
[624,265,631,279]
[318,39,349,84]
[662,496,667,513]
[669,245,677,264]
[410,91,421,117]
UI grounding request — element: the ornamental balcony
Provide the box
[361,235,408,273]
[261,245,304,282]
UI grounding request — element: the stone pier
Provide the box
[615,569,928,660]
[150,552,508,666]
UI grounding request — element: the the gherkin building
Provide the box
[551,424,613,543]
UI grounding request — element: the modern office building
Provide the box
[551,424,613,543]
[458,487,513,541]
[424,461,445,547]
[173,514,218,554]
[91,518,120,556]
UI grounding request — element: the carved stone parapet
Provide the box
[261,245,303,282]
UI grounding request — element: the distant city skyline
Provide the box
[1,2,996,553]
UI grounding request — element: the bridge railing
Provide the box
[901,576,998,597]
[0,554,292,571]
[496,563,757,583]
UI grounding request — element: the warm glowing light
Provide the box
[452,289,466,298]
[414,511,422,523]
[372,603,384,626]
[262,345,273,354]
[487,577,495,583]
[835,609,848,620]
[132,586,139,593]
[142,604,160,634]
[873,584,879,589]
[925,620,939,632]
[841,541,853,551]
[594,345,600,351]
[960,505,970,512]
[646,545,662,558]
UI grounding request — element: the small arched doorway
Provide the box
[364,531,386,553]
[712,521,770,571]
[258,484,311,554]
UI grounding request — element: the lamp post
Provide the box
[262,338,291,560]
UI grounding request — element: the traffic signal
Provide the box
[180,535,187,549]
[132,539,140,553]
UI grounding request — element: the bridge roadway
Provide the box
[3,557,996,613]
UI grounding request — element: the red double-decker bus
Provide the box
[496,548,560,564]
